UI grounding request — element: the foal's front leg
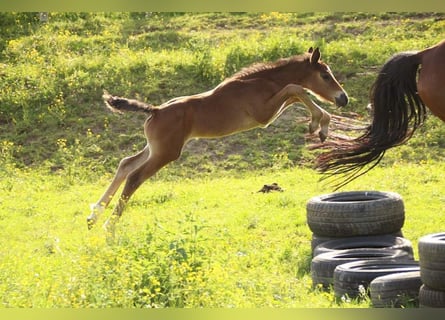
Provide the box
[293,93,331,142]
[267,84,331,141]
[285,96,324,135]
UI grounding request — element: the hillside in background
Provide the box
[1,12,444,177]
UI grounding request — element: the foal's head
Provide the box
[302,47,348,107]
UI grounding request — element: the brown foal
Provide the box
[87,47,348,232]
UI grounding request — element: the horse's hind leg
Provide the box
[87,145,150,229]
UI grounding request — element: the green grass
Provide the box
[1,12,445,308]
[1,160,444,307]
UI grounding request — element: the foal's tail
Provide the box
[313,51,426,189]
[103,91,154,115]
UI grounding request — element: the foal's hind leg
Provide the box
[87,145,150,228]
[103,145,183,233]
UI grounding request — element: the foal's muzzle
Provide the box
[335,93,348,107]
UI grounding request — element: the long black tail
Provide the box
[314,51,426,188]
[103,91,153,115]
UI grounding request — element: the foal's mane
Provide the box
[230,54,309,80]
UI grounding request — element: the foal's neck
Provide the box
[271,60,308,87]
[228,55,310,87]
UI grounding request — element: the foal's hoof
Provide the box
[86,213,97,230]
[309,122,318,134]
[319,131,327,142]
[87,218,95,230]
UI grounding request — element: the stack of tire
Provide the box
[307,191,421,307]
[418,232,445,307]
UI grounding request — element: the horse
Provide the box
[314,39,445,188]
[86,47,349,232]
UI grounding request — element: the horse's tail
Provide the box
[102,91,154,115]
[314,51,426,188]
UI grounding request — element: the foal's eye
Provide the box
[320,72,331,81]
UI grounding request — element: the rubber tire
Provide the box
[310,231,404,254]
[333,259,420,300]
[370,271,422,308]
[307,191,405,237]
[311,248,413,289]
[418,232,445,291]
[419,284,445,308]
[313,235,413,258]
[311,234,337,253]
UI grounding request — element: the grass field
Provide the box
[1,12,445,307]
[1,161,445,307]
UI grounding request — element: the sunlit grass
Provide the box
[1,160,443,307]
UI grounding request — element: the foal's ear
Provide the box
[308,47,314,53]
[310,47,321,65]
